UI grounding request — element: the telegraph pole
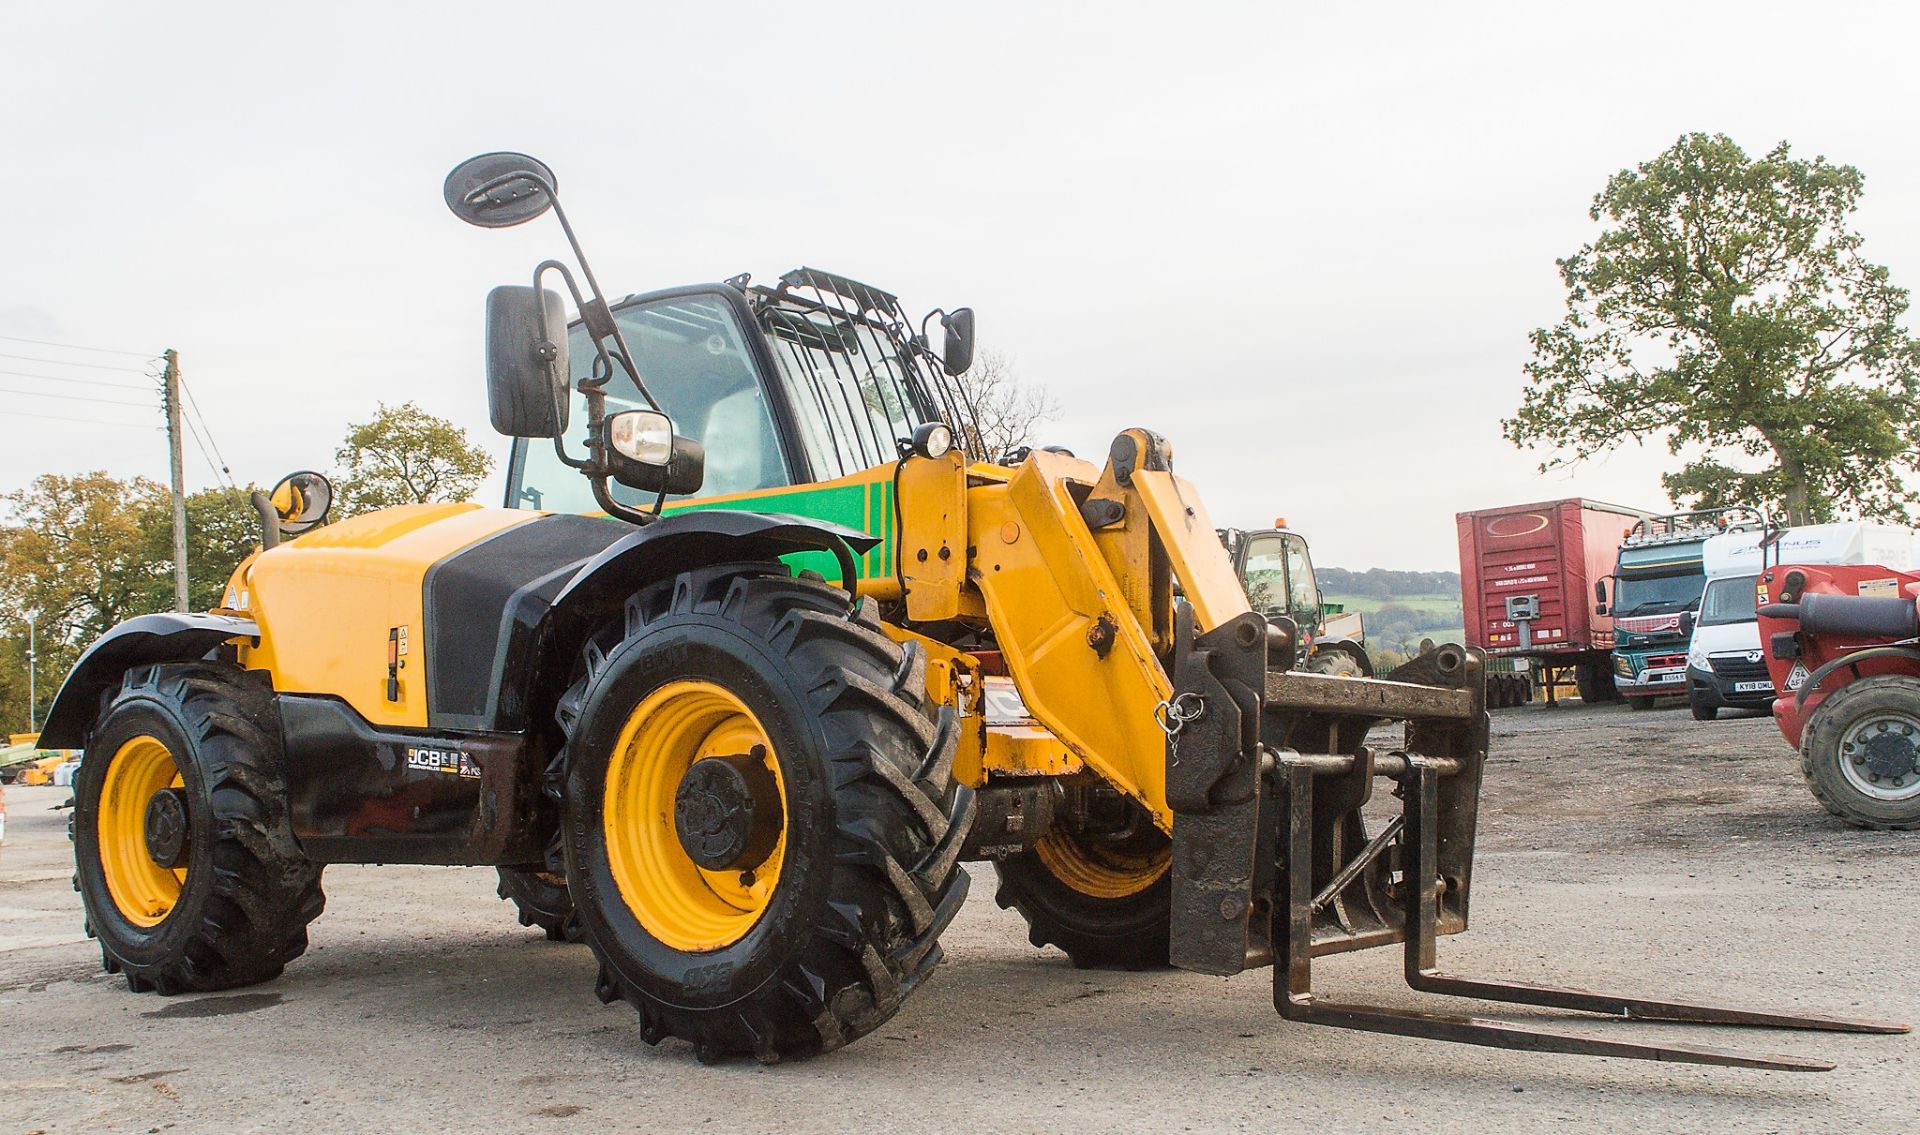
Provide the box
[162,348,189,612]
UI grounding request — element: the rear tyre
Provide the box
[560,565,973,1062]
[72,663,323,995]
[1574,661,1619,704]
[497,868,582,943]
[992,809,1171,970]
[1800,675,1920,830]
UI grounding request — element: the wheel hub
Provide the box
[1858,728,1919,781]
[143,787,191,870]
[673,748,782,872]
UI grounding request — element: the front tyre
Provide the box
[1305,648,1367,679]
[992,812,1170,969]
[1800,675,1920,830]
[73,663,323,994]
[561,565,974,1063]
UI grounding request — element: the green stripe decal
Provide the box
[662,476,895,583]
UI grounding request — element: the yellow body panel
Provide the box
[1132,469,1253,631]
[966,451,1177,829]
[234,503,538,727]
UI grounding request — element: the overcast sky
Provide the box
[5,1,1918,570]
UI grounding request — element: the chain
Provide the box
[1154,691,1206,765]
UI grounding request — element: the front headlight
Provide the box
[1613,656,1633,678]
[1687,647,1708,671]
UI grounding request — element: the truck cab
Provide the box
[1607,510,1758,709]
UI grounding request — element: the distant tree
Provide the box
[142,487,263,612]
[0,472,173,727]
[0,472,169,648]
[1505,133,1920,525]
[333,401,494,516]
[955,350,1061,459]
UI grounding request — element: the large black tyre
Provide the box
[1800,675,1920,830]
[1574,660,1619,704]
[1690,694,1718,721]
[72,663,323,995]
[992,816,1170,969]
[497,868,583,943]
[559,564,974,1063]
[1306,647,1367,679]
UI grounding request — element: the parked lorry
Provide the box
[1456,499,1649,704]
[1687,522,1913,721]
[1220,522,1370,676]
[1757,563,1920,828]
[1604,510,1761,710]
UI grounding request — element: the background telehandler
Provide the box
[43,152,1903,1067]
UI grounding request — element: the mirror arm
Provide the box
[588,471,657,527]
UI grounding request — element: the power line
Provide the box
[0,384,158,409]
[0,332,155,358]
[0,351,156,374]
[0,408,163,428]
[0,367,158,391]
[178,402,237,491]
[176,372,236,488]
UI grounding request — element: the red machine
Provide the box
[1757,562,1920,829]
[1456,498,1649,704]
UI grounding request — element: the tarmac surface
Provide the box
[1,699,1912,1134]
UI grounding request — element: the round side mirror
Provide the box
[268,471,333,534]
[443,152,558,229]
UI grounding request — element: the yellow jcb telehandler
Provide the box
[43,152,1905,1067]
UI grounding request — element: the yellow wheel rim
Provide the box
[96,735,187,927]
[604,680,787,952]
[1033,826,1170,900]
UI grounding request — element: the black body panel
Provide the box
[423,513,628,731]
[279,695,545,866]
[39,613,260,748]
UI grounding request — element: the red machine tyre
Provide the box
[1800,675,1920,830]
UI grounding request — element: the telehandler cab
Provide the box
[45,152,1904,1067]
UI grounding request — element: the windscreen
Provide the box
[511,292,788,512]
[1614,571,1704,616]
[1698,574,1761,626]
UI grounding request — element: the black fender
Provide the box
[549,508,878,619]
[467,509,881,734]
[38,613,260,748]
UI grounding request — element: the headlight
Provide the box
[1687,647,1708,671]
[1613,656,1633,678]
[607,409,673,465]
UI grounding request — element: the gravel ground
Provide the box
[0,700,1911,1134]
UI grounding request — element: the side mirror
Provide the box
[605,410,705,496]
[253,470,332,550]
[269,471,332,533]
[940,307,975,377]
[443,152,558,229]
[1593,577,1609,616]
[1678,611,1696,637]
[485,286,570,438]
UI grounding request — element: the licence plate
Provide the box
[1786,662,1810,691]
[1649,671,1683,683]
[1733,680,1773,693]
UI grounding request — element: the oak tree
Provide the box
[1505,133,1920,524]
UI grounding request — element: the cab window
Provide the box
[511,292,789,512]
[1698,575,1760,626]
[1242,535,1293,617]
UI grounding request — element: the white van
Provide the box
[1686,522,1913,720]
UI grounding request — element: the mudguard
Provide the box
[548,509,879,618]
[38,613,260,748]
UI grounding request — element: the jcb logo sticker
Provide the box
[406,746,481,779]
